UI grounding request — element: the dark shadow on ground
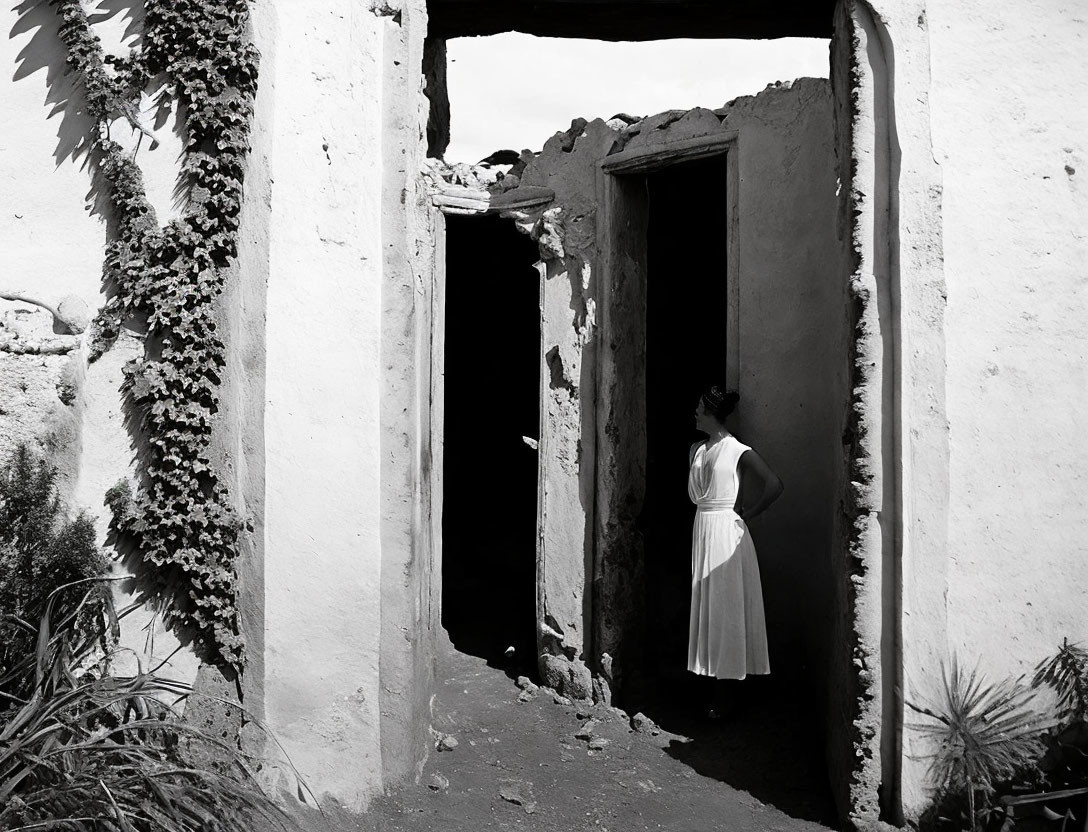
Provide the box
[637,671,839,827]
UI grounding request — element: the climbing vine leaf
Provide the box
[46,0,260,673]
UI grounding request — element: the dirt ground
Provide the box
[356,639,839,832]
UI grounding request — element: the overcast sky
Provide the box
[445,35,831,163]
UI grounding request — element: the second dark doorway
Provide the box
[441,213,541,673]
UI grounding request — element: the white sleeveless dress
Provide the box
[687,435,771,679]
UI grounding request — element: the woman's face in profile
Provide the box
[694,400,715,434]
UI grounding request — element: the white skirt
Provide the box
[687,506,770,679]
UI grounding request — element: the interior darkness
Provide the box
[641,154,729,688]
[442,214,540,674]
[638,156,837,824]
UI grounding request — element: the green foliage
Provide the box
[0,444,110,702]
[1030,640,1088,794]
[1034,640,1088,725]
[909,657,1048,831]
[42,0,261,672]
[0,586,305,832]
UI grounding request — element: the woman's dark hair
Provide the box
[700,384,740,422]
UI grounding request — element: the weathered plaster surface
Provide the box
[260,0,387,809]
[378,0,440,788]
[827,5,895,824]
[593,168,649,698]
[521,120,621,682]
[0,306,83,480]
[930,0,1088,794]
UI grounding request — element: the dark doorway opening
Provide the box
[441,213,540,674]
[641,153,730,693]
[629,154,837,825]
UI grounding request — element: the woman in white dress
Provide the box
[688,384,783,716]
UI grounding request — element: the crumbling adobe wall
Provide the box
[826,3,892,824]
[829,1,949,823]
[519,119,624,699]
[0,304,84,482]
[513,79,845,705]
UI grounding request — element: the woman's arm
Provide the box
[736,449,783,521]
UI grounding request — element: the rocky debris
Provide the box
[541,653,593,702]
[574,719,598,740]
[552,691,573,706]
[498,779,536,814]
[592,675,612,705]
[0,307,81,355]
[420,156,553,217]
[517,689,535,703]
[435,733,459,752]
[588,737,610,751]
[630,712,660,735]
[427,773,449,791]
[515,676,538,692]
[55,296,88,335]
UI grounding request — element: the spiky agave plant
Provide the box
[908,657,1048,832]
[0,582,311,832]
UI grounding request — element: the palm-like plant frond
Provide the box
[908,656,1048,830]
[1033,639,1088,724]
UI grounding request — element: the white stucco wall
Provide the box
[4,0,434,809]
[259,0,390,810]
[931,0,1088,687]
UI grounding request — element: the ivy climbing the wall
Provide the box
[46,0,260,673]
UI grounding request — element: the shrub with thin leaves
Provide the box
[0,585,308,832]
[1033,639,1088,724]
[0,444,110,701]
[0,444,309,830]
